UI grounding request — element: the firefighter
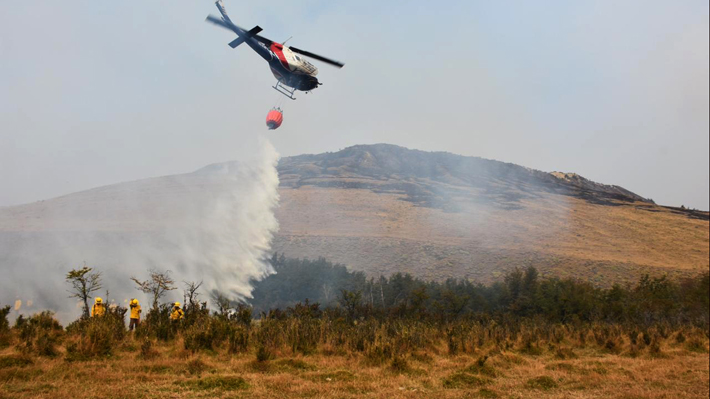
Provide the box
[91,297,105,317]
[129,299,141,331]
[170,302,184,321]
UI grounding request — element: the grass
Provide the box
[275,186,709,285]
[0,355,32,369]
[442,372,491,388]
[1,337,707,398]
[526,376,558,390]
[185,375,249,391]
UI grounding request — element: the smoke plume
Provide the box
[0,138,280,322]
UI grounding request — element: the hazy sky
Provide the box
[1,1,708,209]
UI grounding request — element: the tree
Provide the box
[211,291,233,317]
[131,269,176,311]
[66,265,103,319]
[183,280,203,309]
[338,289,362,320]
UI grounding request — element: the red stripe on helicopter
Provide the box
[270,43,290,69]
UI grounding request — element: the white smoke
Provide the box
[0,137,280,323]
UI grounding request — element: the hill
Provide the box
[1,144,708,290]
[270,144,708,284]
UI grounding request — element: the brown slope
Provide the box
[1,144,707,288]
[271,144,708,285]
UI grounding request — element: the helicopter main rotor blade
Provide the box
[206,15,343,67]
[288,46,344,68]
[206,15,240,34]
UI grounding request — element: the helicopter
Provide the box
[206,0,344,100]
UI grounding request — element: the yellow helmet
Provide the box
[174,302,181,307]
[95,297,103,304]
[130,299,138,306]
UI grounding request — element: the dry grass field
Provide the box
[275,186,709,285]
[1,334,708,399]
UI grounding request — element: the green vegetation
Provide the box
[0,256,708,366]
[253,254,709,329]
[526,376,558,390]
[0,255,707,399]
[0,305,10,348]
[443,372,490,388]
[185,375,249,391]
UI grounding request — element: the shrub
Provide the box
[604,338,621,354]
[227,325,249,354]
[685,337,707,353]
[464,356,498,378]
[183,321,219,352]
[648,339,663,357]
[256,345,274,362]
[626,344,641,358]
[555,347,577,360]
[0,306,10,332]
[186,358,208,375]
[137,304,175,341]
[15,311,63,357]
[518,337,543,356]
[0,305,11,348]
[675,331,686,344]
[140,338,159,359]
[390,356,410,373]
[233,303,253,327]
[65,310,125,360]
[286,318,320,355]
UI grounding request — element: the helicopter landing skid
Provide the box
[273,80,297,100]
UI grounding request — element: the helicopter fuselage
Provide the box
[264,42,320,91]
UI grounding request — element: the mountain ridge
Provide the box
[1,144,708,289]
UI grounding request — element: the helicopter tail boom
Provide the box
[207,1,273,62]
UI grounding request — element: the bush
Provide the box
[685,337,707,353]
[675,331,686,344]
[186,358,208,375]
[183,317,237,352]
[227,325,249,354]
[183,323,218,352]
[65,309,126,361]
[0,305,11,348]
[255,345,274,362]
[15,311,63,357]
[137,304,175,341]
[390,356,411,373]
[140,338,159,359]
[465,356,498,378]
[0,306,10,332]
[554,347,577,360]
